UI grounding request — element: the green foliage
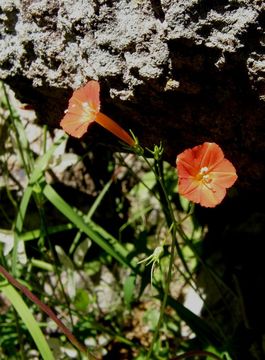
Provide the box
[0,284,55,360]
[0,83,232,360]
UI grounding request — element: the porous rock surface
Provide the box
[0,0,264,190]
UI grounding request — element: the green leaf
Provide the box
[74,289,90,312]
[13,185,33,274]
[18,223,75,242]
[55,245,75,270]
[1,284,55,360]
[43,184,136,270]
[29,135,66,185]
[73,238,92,267]
[123,273,136,307]
[31,259,54,272]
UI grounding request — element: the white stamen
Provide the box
[199,166,209,174]
[82,102,90,109]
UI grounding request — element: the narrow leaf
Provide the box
[43,184,135,270]
[1,284,55,360]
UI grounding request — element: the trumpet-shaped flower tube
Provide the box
[60,80,135,146]
[176,142,238,207]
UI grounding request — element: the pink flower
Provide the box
[176,142,238,207]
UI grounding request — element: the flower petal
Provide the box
[200,183,226,207]
[211,159,238,188]
[60,80,100,138]
[60,113,92,138]
[178,177,199,197]
[180,185,202,205]
[176,148,200,177]
[196,142,224,170]
[71,80,100,111]
[178,179,226,207]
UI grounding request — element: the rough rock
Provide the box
[0,0,264,191]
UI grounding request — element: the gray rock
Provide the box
[0,0,264,190]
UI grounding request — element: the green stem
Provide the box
[154,158,192,277]
[139,150,192,279]
[116,153,160,201]
[146,219,176,360]
[158,168,231,343]
[171,350,224,360]
[145,154,192,359]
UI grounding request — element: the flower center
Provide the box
[79,101,97,123]
[196,166,209,181]
[196,166,215,192]
[82,101,96,115]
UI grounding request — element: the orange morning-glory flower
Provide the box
[60,80,135,146]
[176,142,238,208]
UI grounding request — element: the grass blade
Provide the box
[12,185,33,275]
[43,184,135,269]
[0,283,55,360]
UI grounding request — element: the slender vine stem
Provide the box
[145,218,176,359]
[154,157,192,278]
[142,147,194,359]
